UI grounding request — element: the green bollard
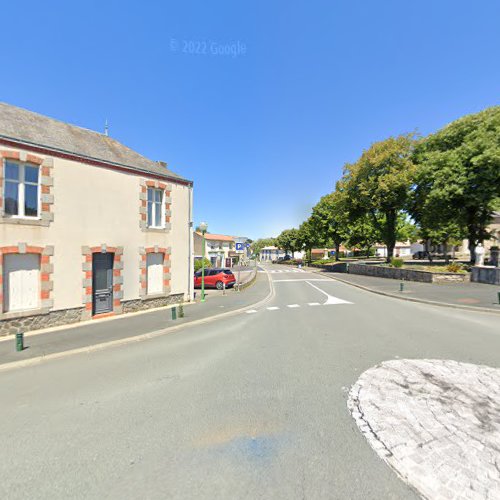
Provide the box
[400,282,404,292]
[16,332,24,352]
[178,304,184,318]
[171,307,177,321]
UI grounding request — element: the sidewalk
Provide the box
[307,267,500,313]
[0,272,270,368]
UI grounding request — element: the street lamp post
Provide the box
[199,221,208,302]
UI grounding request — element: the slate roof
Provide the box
[0,102,189,183]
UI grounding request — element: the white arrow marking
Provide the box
[305,281,353,305]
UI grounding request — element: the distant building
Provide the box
[194,233,237,267]
[455,212,500,258]
[374,242,422,258]
[259,246,305,261]
[259,246,285,262]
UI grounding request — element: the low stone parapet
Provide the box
[347,263,469,283]
[471,266,500,285]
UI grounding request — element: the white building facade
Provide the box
[0,103,193,336]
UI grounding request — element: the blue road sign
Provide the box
[235,242,244,251]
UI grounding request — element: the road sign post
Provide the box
[235,242,245,291]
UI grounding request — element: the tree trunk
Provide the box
[335,242,340,261]
[468,238,476,265]
[466,208,478,264]
[443,240,450,264]
[385,210,397,263]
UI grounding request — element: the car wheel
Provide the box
[216,281,224,290]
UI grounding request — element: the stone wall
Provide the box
[347,263,469,283]
[122,293,184,314]
[471,267,500,285]
[0,307,84,336]
[0,293,185,337]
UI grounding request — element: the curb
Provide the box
[238,267,258,290]
[307,268,500,316]
[0,300,195,343]
[0,271,275,373]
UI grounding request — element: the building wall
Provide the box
[0,145,192,335]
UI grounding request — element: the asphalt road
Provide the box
[1,264,499,499]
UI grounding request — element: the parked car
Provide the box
[412,251,430,260]
[194,268,236,290]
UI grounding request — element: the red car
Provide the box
[194,268,236,290]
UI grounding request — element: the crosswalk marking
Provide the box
[243,298,354,315]
[273,279,329,282]
[258,269,306,274]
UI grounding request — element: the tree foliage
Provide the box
[194,258,211,272]
[307,190,349,260]
[343,133,418,261]
[276,228,302,256]
[250,238,276,256]
[412,106,500,262]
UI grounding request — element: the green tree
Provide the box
[276,229,302,257]
[344,133,418,262]
[194,258,211,272]
[309,190,349,261]
[297,218,321,262]
[344,214,379,257]
[412,106,500,263]
[250,238,276,257]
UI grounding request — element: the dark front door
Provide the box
[92,253,114,315]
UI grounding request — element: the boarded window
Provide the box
[3,254,40,312]
[146,253,164,295]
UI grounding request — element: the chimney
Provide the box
[157,161,167,168]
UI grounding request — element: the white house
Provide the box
[0,102,193,336]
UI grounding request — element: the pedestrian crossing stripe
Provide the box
[244,300,353,313]
[258,269,306,273]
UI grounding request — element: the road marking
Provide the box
[287,304,300,308]
[273,279,330,282]
[308,302,321,306]
[259,269,306,274]
[266,306,279,311]
[305,281,353,305]
[246,309,258,314]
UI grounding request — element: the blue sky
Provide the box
[2,0,499,239]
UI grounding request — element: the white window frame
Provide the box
[3,160,40,219]
[147,187,165,228]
